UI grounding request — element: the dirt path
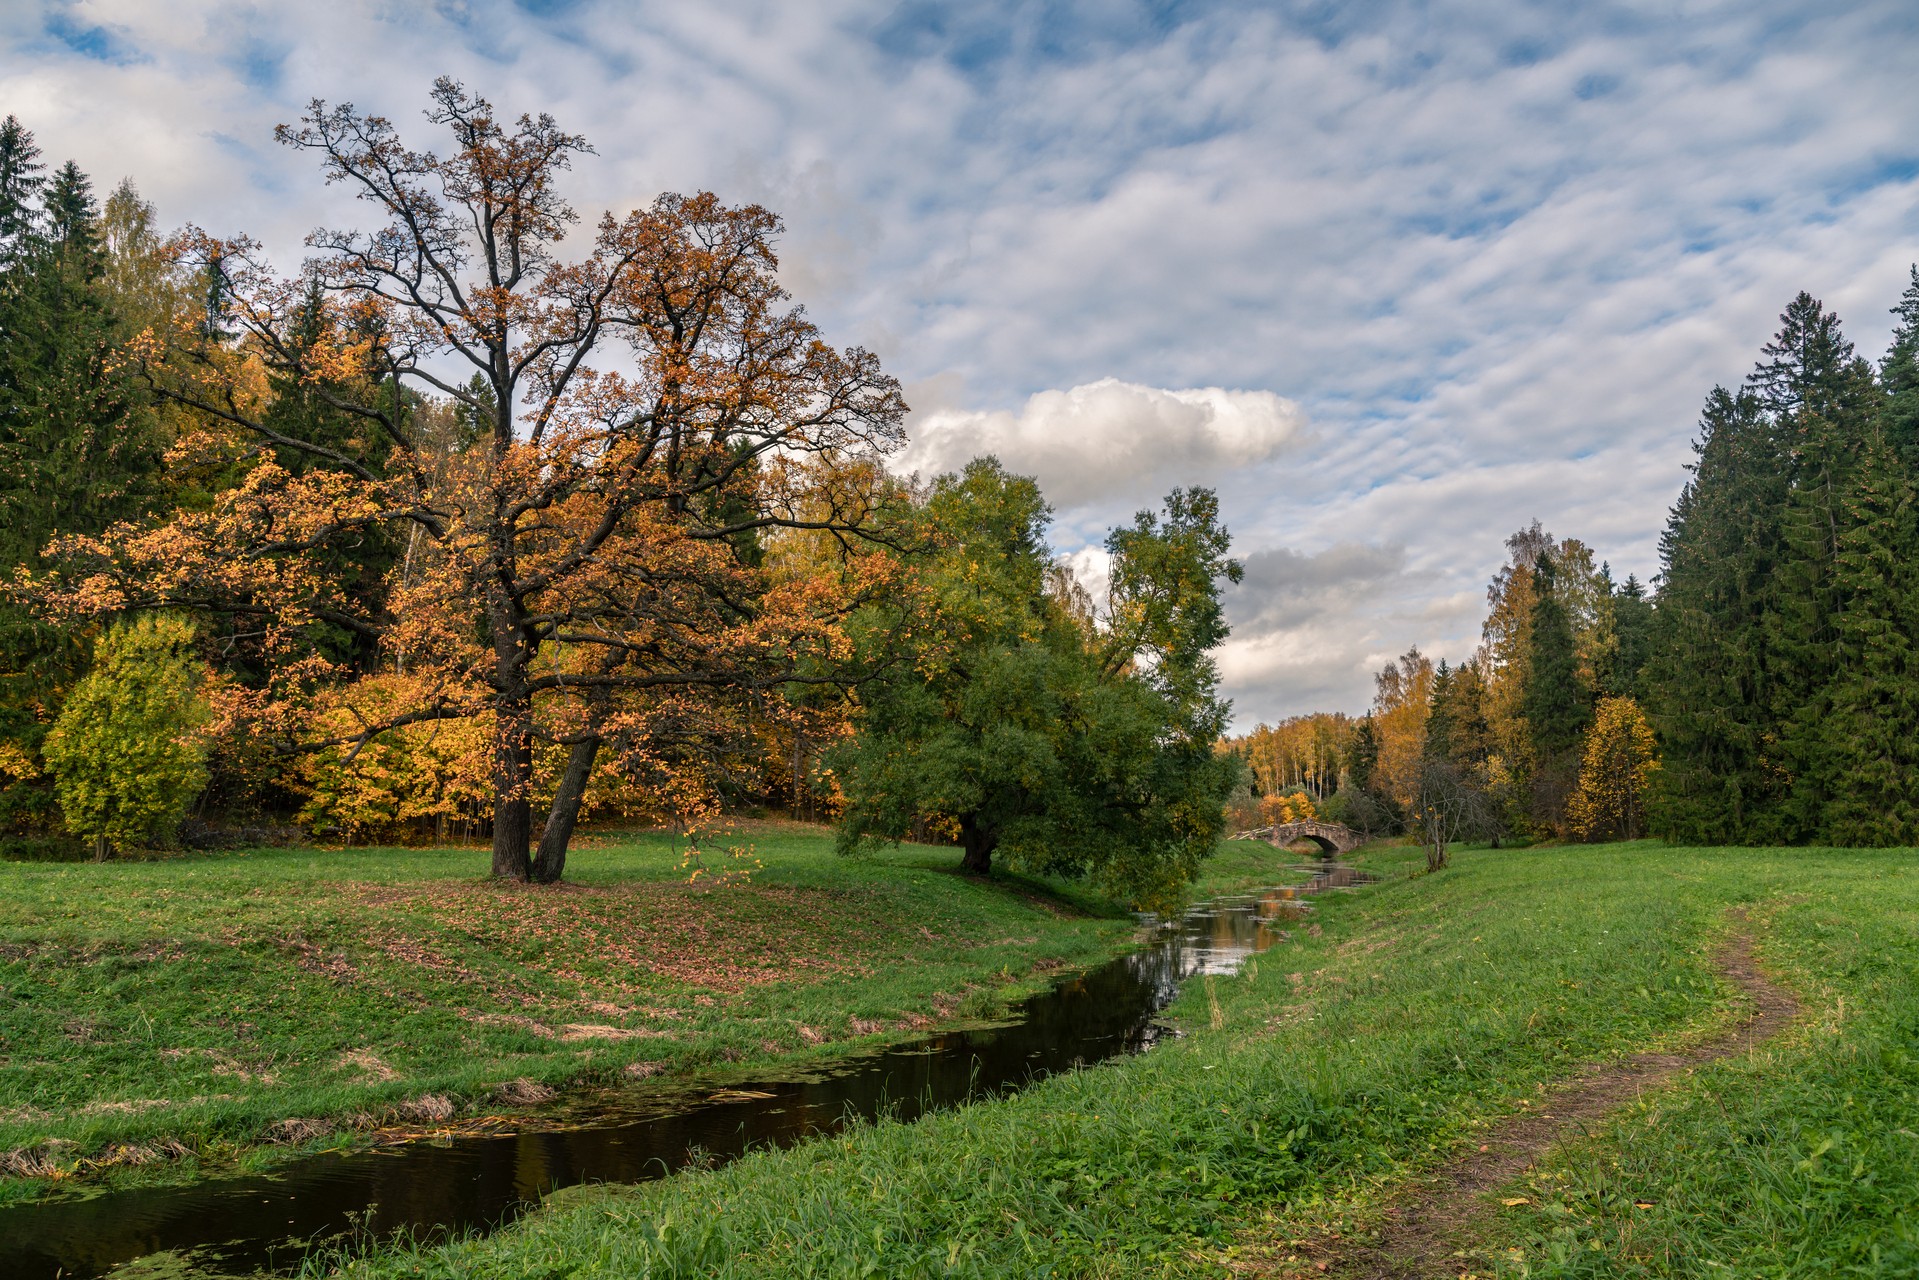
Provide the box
[1341,913,1799,1279]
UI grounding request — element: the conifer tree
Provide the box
[0,115,44,267]
[1607,574,1654,700]
[1756,295,1884,836]
[1644,386,1790,843]
[1424,660,1457,763]
[0,138,168,834]
[1813,424,1919,844]
[1519,553,1590,831]
[1884,267,1919,468]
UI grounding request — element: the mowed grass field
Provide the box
[0,823,1137,1200]
[323,841,1919,1279]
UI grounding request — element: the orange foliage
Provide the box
[36,83,907,881]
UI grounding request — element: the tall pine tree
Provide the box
[1754,295,1886,837]
[1644,386,1791,844]
[1814,422,1919,845]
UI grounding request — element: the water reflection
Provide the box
[0,862,1373,1278]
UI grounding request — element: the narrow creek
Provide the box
[0,861,1374,1278]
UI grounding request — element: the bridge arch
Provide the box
[1229,819,1362,857]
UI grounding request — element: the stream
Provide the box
[0,862,1373,1278]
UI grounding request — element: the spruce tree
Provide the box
[1814,424,1919,844]
[1608,574,1655,700]
[1520,553,1591,830]
[1883,266,1919,467]
[1756,295,1884,836]
[0,114,45,267]
[1424,660,1457,764]
[1643,386,1790,843]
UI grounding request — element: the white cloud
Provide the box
[897,378,1307,508]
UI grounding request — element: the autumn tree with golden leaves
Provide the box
[37,80,906,881]
[1567,696,1659,842]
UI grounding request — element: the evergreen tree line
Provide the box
[1243,537,1657,848]
[1648,276,1919,846]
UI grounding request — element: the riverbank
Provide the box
[327,840,1919,1278]
[0,823,1138,1202]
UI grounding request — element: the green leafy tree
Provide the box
[42,616,210,858]
[833,459,1241,910]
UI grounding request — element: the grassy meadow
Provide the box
[0,823,1140,1199]
[316,839,1919,1279]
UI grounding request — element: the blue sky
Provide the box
[6,0,1918,724]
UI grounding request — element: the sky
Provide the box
[6,0,1918,727]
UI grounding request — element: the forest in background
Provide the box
[0,90,1239,909]
[1227,273,1919,857]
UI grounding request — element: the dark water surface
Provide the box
[0,863,1373,1278]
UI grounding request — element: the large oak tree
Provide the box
[41,80,905,880]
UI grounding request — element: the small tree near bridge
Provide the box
[1412,755,1498,872]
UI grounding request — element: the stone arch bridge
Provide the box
[1230,819,1362,857]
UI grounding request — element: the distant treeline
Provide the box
[1226,272,1919,849]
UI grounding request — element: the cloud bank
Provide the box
[898,378,1307,508]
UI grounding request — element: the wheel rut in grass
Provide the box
[1341,910,1798,1280]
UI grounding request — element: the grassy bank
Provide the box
[324,840,1919,1278]
[0,823,1138,1199]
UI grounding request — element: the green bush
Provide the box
[42,615,210,858]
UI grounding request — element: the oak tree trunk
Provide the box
[533,735,600,884]
[491,684,534,881]
[957,814,995,877]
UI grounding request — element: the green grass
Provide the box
[318,840,1919,1279]
[0,823,1139,1198]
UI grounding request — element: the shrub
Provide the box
[42,616,210,858]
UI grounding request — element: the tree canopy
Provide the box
[832,459,1242,911]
